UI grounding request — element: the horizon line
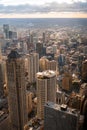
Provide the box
[0,17,87,19]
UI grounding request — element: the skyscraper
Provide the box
[62,72,72,91]
[36,70,56,119]
[26,91,33,115]
[50,60,57,71]
[36,42,43,58]
[39,56,49,71]
[43,32,46,43]
[39,57,57,72]
[0,43,4,97]
[3,24,9,39]
[27,53,39,84]
[58,54,66,73]
[44,102,79,130]
[82,60,87,83]
[58,54,65,66]
[56,91,65,105]
[0,62,4,97]
[6,50,28,130]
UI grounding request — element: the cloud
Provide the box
[0,2,87,14]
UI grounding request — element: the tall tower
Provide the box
[36,42,43,58]
[82,60,87,83]
[6,50,28,130]
[27,53,39,83]
[62,72,72,91]
[0,42,3,97]
[39,57,57,72]
[36,70,56,119]
[26,91,33,116]
[3,24,9,39]
[43,32,46,43]
[0,62,4,97]
[39,56,49,71]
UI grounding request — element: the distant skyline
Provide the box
[0,0,87,18]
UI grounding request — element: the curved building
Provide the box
[36,70,56,119]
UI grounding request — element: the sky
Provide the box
[0,0,87,5]
[0,0,87,18]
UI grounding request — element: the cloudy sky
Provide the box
[0,0,87,18]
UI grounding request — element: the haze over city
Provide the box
[0,0,87,130]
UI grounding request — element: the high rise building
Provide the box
[1,58,7,87]
[9,31,17,39]
[29,34,34,44]
[82,60,87,83]
[6,50,28,130]
[42,32,50,44]
[50,60,57,71]
[80,97,87,130]
[0,44,4,97]
[26,91,33,116]
[27,53,39,83]
[23,42,28,54]
[44,102,79,130]
[62,73,72,91]
[36,42,43,58]
[3,24,9,39]
[58,54,66,73]
[36,70,56,119]
[58,54,65,66]
[56,91,65,105]
[39,56,49,71]
[0,62,4,97]
[52,45,58,54]
[43,32,46,43]
[78,54,84,74]
[0,50,7,96]
[39,57,57,72]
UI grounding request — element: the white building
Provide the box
[36,70,56,119]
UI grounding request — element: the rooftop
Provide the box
[45,102,79,116]
[8,50,21,59]
[37,70,56,79]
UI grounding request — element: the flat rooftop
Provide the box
[37,70,56,79]
[45,102,79,117]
